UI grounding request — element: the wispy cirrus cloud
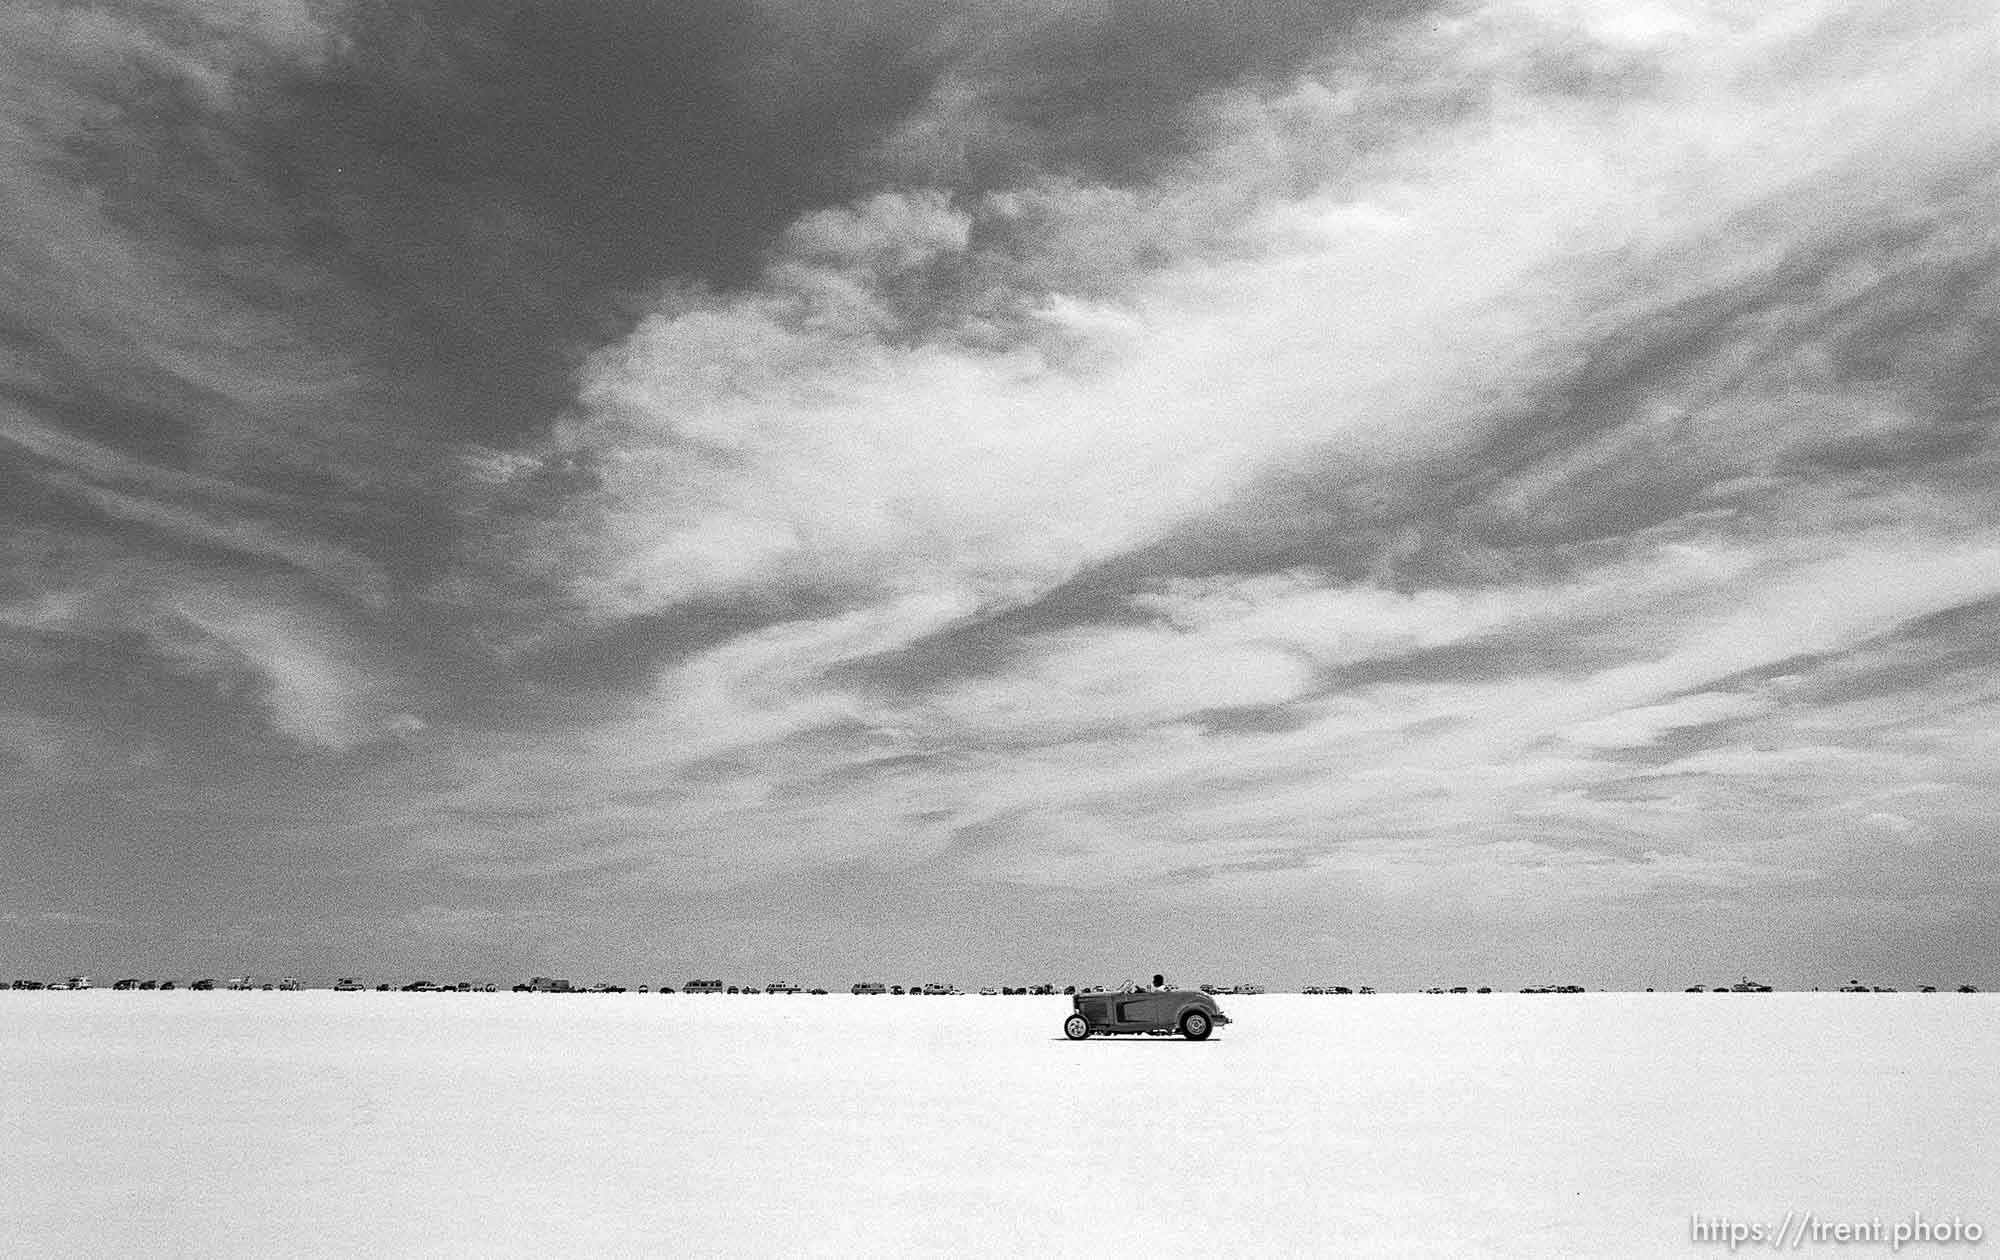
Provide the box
[7,0,2000,984]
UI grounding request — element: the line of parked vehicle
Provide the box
[10,976,1983,994]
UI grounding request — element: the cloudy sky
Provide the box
[4,0,1998,989]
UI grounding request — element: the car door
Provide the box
[1111,991,1166,1030]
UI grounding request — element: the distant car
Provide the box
[1064,987,1230,1041]
[158,981,175,991]
[113,978,140,990]
[333,978,366,991]
[889,985,905,995]
[979,987,998,996]
[1959,985,1979,993]
[190,979,215,990]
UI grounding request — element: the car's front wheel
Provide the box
[1063,1014,1091,1040]
[1180,1010,1212,1041]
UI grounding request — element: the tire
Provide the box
[1063,1013,1091,1040]
[1180,1010,1212,1041]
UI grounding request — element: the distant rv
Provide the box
[850,982,887,995]
[765,981,802,995]
[683,979,725,994]
[526,977,573,993]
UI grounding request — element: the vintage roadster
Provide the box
[1063,986,1231,1040]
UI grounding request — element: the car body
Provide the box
[1063,988,1231,1041]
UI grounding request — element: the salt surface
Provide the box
[4,993,1995,1257]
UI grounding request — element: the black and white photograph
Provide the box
[3,2,1997,1255]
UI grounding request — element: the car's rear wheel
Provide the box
[1180,1010,1212,1040]
[1063,1014,1091,1040]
